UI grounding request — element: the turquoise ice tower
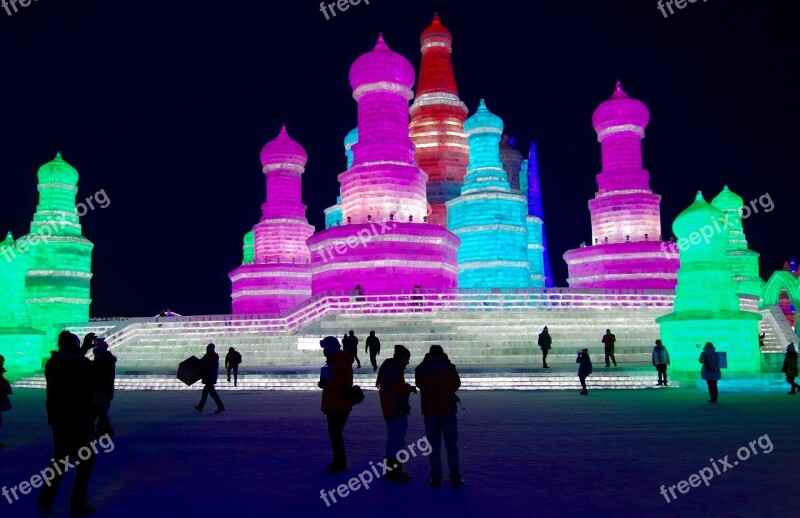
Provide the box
[0,232,47,376]
[656,192,761,374]
[23,153,93,352]
[447,100,531,288]
[324,128,357,229]
[710,186,763,298]
[229,125,314,314]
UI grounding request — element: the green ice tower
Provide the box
[656,192,761,374]
[24,153,94,352]
[710,186,763,298]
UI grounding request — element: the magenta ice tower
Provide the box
[308,35,460,295]
[229,126,314,314]
[564,82,678,288]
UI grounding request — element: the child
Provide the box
[0,354,12,448]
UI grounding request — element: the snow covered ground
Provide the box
[0,387,796,517]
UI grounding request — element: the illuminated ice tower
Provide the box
[409,13,469,227]
[564,82,678,288]
[324,128,357,229]
[24,153,93,343]
[229,126,314,314]
[710,186,762,298]
[499,135,523,192]
[657,192,761,373]
[308,35,460,295]
[447,100,531,288]
[523,142,554,287]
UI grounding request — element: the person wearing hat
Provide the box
[195,343,225,414]
[781,342,799,395]
[699,342,721,403]
[93,340,117,437]
[318,336,354,473]
[415,345,463,488]
[38,331,100,516]
[576,348,593,395]
[376,344,417,482]
[0,354,11,449]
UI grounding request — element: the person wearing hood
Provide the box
[38,331,100,516]
[538,326,552,368]
[225,347,243,387]
[415,345,462,488]
[699,342,721,403]
[318,336,354,473]
[195,343,225,414]
[376,344,416,482]
[781,342,799,395]
[93,340,117,437]
[576,348,593,395]
[0,354,11,449]
[652,339,671,386]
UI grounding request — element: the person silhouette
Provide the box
[225,347,243,387]
[195,343,225,414]
[365,331,381,372]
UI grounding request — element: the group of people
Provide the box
[341,330,382,372]
[318,336,463,488]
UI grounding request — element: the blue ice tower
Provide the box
[446,100,531,288]
[524,142,553,287]
[519,158,546,288]
[324,127,358,229]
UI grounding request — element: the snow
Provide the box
[0,387,796,517]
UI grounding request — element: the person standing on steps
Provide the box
[377,345,416,483]
[781,342,799,395]
[699,342,721,403]
[365,330,381,372]
[195,343,225,414]
[225,347,243,387]
[651,339,671,386]
[576,348,593,395]
[318,336,354,473]
[602,329,617,367]
[538,326,552,368]
[343,330,361,369]
[415,345,463,489]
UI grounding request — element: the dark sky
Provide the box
[0,0,796,318]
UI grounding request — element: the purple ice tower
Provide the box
[229,125,314,314]
[563,82,678,289]
[308,35,460,296]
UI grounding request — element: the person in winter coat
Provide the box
[318,336,354,473]
[225,347,243,386]
[538,326,552,368]
[0,354,11,449]
[38,331,100,516]
[415,345,463,488]
[781,342,799,395]
[652,339,671,386]
[576,348,593,395]
[365,331,381,372]
[376,344,416,482]
[195,343,224,414]
[602,329,617,367]
[93,340,117,437]
[699,342,721,403]
[343,330,361,369]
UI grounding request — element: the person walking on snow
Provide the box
[343,330,361,369]
[365,330,381,372]
[225,347,243,386]
[377,345,416,482]
[195,343,225,414]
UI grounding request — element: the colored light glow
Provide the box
[524,143,554,287]
[657,192,761,373]
[710,185,762,298]
[447,101,530,288]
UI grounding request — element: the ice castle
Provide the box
[4,14,797,388]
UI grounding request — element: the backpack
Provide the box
[235,352,243,364]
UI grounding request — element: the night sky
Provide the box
[0,0,796,318]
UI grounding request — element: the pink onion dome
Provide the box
[349,34,416,91]
[259,124,307,169]
[592,81,650,136]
